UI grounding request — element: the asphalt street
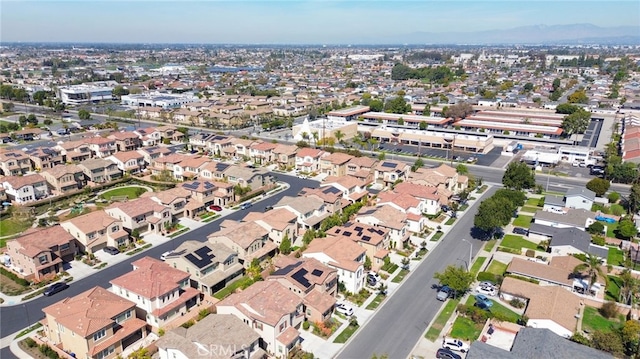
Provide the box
[0,174,317,359]
[336,187,498,359]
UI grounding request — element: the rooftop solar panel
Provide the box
[311,269,324,277]
[292,268,311,288]
[343,231,352,237]
[323,186,341,194]
[354,226,363,232]
[381,162,396,168]
[184,245,215,269]
[362,236,372,242]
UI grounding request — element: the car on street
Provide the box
[240,202,253,210]
[103,246,120,255]
[335,303,354,316]
[43,282,69,297]
[209,205,223,211]
[436,285,452,301]
[442,338,470,353]
[512,227,528,235]
[264,206,274,212]
[436,348,461,359]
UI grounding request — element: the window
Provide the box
[111,225,119,232]
[115,310,131,323]
[96,345,114,359]
[93,328,106,342]
[38,255,48,265]
[57,323,65,333]
[59,243,70,251]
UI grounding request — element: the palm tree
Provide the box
[368,138,379,151]
[334,130,345,145]
[573,253,606,294]
[619,269,638,305]
[311,131,319,149]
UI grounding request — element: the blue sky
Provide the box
[1,1,639,44]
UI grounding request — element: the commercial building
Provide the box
[326,105,370,121]
[292,118,359,142]
[57,81,117,105]
[370,126,494,154]
[121,92,199,110]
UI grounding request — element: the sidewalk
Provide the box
[0,181,290,307]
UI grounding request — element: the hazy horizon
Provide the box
[1,1,639,44]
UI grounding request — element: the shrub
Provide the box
[477,271,502,284]
[181,319,196,329]
[24,337,37,348]
[0,267,30,286]
[608,192,620,203]
[509,298,525,309]
[38,344,60,359]
[600,301,618,319]
[197,308,211,321]
[303,321,310,330]
[587,222,605,235]
[591,235,605,246]
[158,328,165,337]
[525,249,535,258]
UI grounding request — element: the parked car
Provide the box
[43,282,69,297]
[209,205,223,211]
[478,281,497,289]
[367,272,382,283]
[240,202,253,210]
[474,294,493,309]
[467,156,476,163]
[476,285,497,297]
[160,251,173,261]
[512,227,529,235]
[335,303,354,316]
[103,246,120,255]
[436,285,452,301]
[442,338,470,353]
[264,206,274,212]
[436,348,461,359]
[367,276,380,288]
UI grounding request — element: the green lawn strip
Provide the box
[0,218,32,241]
[512,215,533,228]
[610,204,625,216]
[520,206,540,213]
[605,221,619,238]
[213,276,255,300]
[445,218,456,225]
[425,299,460,341]
[14,323,42,339]
[365,294,386,310]
[582,306,624,333]
[525,197,543,207]
[391,269,410,283]
[100,186,148,200]
[470,257,487,277]
[500,235,537,250]
[606,275,622,302]
[483,240,497,253]
[607,247,624,266]
[450,316,483,341]
[486,260,508,276]
[333,324,359,343]
[431,231,444,241]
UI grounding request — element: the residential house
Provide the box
[320,176,369,203]
[198,161,230,182]
[243,208,299,246]
[164,240,244,295]
[394,182,446,216]
[298,186,347,214]
[345,156,378,184]
[528,224,609,258]
[107,132,142,152]
[326,222,390,270]
[409,163,467,194]
[55,140,92,163]
[61,210,130,253]
[105,197,172,235]
[78,158,122,184]
[106,151,146,174]
[1,173,50,203]
[319,152,353,177]
[41,164,86,194]
[273,195,328,230]
[295,147,326,173]
[6,225,77,281]
[155,314,265,359]
[249,141,278,164]
[141,187,191,218]
[356,205,410,247]
[223,165,273,191]
[564,187,596,211]
[180,180,234,217]
[230,138,256,158]
[25,147,63,170]
[156,125,185,142]
[110,257,200,328]
[273,143,298,170]
[374,160,410,187]
[84,137,117,158]
[149,153,190,178]
[0,149,32,176]
[302,235,367,294]
[532,208,596,230]
[207,220,277,267]
[543,195,565,213]
[41,287,148,359]
[136,146,171,166]
[133,127,162,146]
[269,257,338,323]
[174,156,209,180]
[216,281,304,357]
[376,191,427,233]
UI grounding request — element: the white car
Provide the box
[443,338,470,353]
[160,251,173,261]
[476,285,497,297]
[367,272,382,283]
[335,303,354,317]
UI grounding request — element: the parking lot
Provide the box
[378,143,508,167]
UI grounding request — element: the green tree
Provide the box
[27,114,37,126]
[279,234,292,255]
[433,265,474,298]
[247,258,263,281]
[561,109,590,140]
[32,90,48,105]
[334,129,345,144]
[608,191,620,203]
[627,183,640,214]
[590,329,624,356]
[621,319,640,356]
[618,270,638,305]
[456,164,468,175]
[112,85,129,98]
[587,222,605,235]
[618,217,638,240]
[364,256,372,270]
[411,158,424,172]
[43,119,53,126]
[78,109,91,120]
[2,102,14,112]
[18,115,27,127]
[378,152,386,161]
[443,102,473,119]
[502,161,535,191]
[419,121,427,130]
[586,178,610,197]
[384,96,410,114]
[568,89,589,104]
[573,253,606,292]
[523,82,534,92]
[474,196,516,234]
[555,103,580,114]
[369,99,384,112]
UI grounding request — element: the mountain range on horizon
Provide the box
[379,23,640,45]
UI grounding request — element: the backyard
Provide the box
[512,215,533,228]
[500,235,538,251]
[581,306,624,333]
[607,247,624,266]
[100,186,148,200]
[0,217,32,244]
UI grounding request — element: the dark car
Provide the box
[43,282,69,297]
[512,227,528,235]
[103,246,120,255]
[436,348,462,359]
[209,205,223,211]
[264,206,274,212]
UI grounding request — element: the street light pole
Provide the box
[462,238,473,271]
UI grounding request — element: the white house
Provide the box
[1,174,50,204]
[564,187,596,210]
[302,236,366,294]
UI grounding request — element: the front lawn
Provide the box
[425,299,460,341]
[512,215,533,228]
[608,247,624,266]
[333,324,358,343]
[450,316,483,340]
[213,276,255,299]
[445,218,456,225]
[0,218,32,244]
[391,269,410,283]
[520,206,540,213]
[101,186,148,200]
[500,235,538,250]
[582,306,624,333]
[486,260,508,276]
[470,257,487,277]
[464,297,521,323]
[606,275,622,302]
[365,294,386,310]
[431,231,444,241]
[345,288,373,306]
[483,240,497,253]
[526,197,543,207]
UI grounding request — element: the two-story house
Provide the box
[249,142,278,164]
[295,147,325,173]
[165,240,244,296]
[174,156,209,180]
[345,156,378,184]
[42,286,148,359]
[25,147,64,170]
[107,131,142,152]
[6,225,77,281]
[326,222,390,269]
[180,180,234,217]
[55,140,92,163]
[61,211,130,253]
[1,173,50,203]
[136,146,171,166]
[110,257,200,328]
[409,164,467,194]
[273,195,328,230]
[105,197,172,235]
[41,164,86,194]
[374,160,410,187]
[243,208,300,246]
[134,127,162,146]
[298,186,346,214]
[356,205,410,247]
[320,176,369,203]
[84,137,117,158]
[78,158,122,184]
[273,143,298,170]
[207,220,277,267]
[394,182,448,216]
[106,151,146,174]
[223,165,273,192]
[319,152,353,177]
[141,187,190,218]
[149,153,190,177]
[198,161,230,182]
[302,236,367,294]
[0,149,32,176]
[269,257,338,323]
[216,281,304,357]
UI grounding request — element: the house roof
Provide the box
[9,225,75,257]
[109,151,143,163]
[42,287,136,337]
[216,281,302,326]
[2,173,46,189]
[270,257,336,292]
[208,221,269,249]
[79,158,116,171]
[155,314,261,359]
[326,221,388,247]
[506,258,574,287]
[303,236,366,272]
[63,210,119,234]
[544,195,565,206]
[169,240,236,270]
[549,227,593,252]
[565,187,596,201]
[356,205,407,230]
[42,164,83,179]
[533,208,595,228]
[106,197,168,218]
[109,257,190,299]
[274,195,324,215]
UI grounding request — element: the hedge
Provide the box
[0,266,30,286]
